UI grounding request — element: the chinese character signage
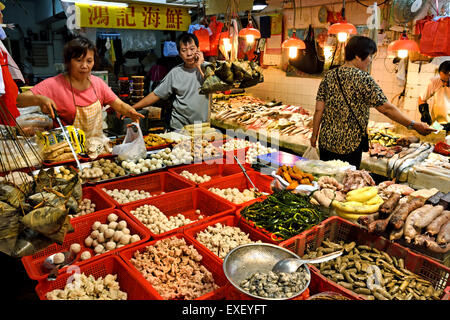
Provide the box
[76,3,190,31]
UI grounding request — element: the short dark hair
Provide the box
[176,32,199,51]
[345,36,377,61]
[63,37,98,72]
[439,60,450,73]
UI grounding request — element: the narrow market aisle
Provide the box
[0,253,38,300]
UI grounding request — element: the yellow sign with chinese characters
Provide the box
[76,3,191,31]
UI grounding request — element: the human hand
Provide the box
[121,104,145,122]
[310,135,317,148]
[413,121,437,136]
[194,50,204,69]
[37,95,57,119]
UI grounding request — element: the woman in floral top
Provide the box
[310,36,434,168]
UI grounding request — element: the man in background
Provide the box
[418,60,450,132]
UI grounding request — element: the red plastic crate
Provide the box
[21,209,151,281]
[199,171,273,208]
[70,186,116,221]
[95,171,195,208]
[121,188,236,239]
[35,255,159,300]
[168,162,247,186]
[118,234,228,300]
[279,216,450,300]
[184,214,278,265]
[42,155,91,167]
[235,197,295,243]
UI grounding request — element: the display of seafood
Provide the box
[212,95,313,141]
[411,152,450,179]
[239,266,310,299]
[303,240,444,300]
[386,142,434,181]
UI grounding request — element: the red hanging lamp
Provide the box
[328,0,357,42]
[281,0,305,58]
[239,14,261,44]
[387,30,419,59]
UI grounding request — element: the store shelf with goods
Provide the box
[168,162,247,186]
[183,214,279,265]
[118,234,229,300]
[280,216,450,301]
[199,171,274,209]
[21,209,151,281]
[95,172,196,208]
[121,188,236,239]
[35,255,159,300]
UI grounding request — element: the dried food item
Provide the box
[303,240,444,300]
[46,273,127,300]
[70,199,96,218]
[83,218,140,256]
[208,187,258,204]
[195,223,262,259]
[102,188,152,204]
[180,170,211,184]
[130,204,203,235]
[130,237,219,300]
[239,266,310,299]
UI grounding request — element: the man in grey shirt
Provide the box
[132,33,209,130]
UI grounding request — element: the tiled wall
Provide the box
[246,47,442,125]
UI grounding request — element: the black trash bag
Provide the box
[289,25,324,74]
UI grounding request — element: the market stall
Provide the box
[1,0,450,304]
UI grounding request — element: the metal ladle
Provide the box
[272,250,343,273]
[43,251,78,281]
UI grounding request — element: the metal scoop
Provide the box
[272,250,343,273]
[43,251,77,281]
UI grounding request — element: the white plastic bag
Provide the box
[303,146,320,160]
[112,123,147,161]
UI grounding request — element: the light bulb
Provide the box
[288,47,298,59]
[324,46,333,60]
[398,49,409,59]
[223,38,232,52]
[246,34,255,44]
[337,32,348,43]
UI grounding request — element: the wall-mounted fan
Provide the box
[391,0,428,24]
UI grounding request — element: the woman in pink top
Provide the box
[17,37,143,138]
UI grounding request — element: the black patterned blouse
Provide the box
[316,66,388,154]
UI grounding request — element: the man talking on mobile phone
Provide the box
[132,33,210,131]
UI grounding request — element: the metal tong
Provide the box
[51,107,82,171]
[233,155,268,195]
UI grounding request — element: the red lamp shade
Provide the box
[238,27,261,39]
[328,22,357,35]
[282,34,306,50]
[387,36,419,52]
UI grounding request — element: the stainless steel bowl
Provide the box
[223,243,311,300]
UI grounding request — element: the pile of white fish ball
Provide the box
[83,213,141,256]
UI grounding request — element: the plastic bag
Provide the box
[112,123,147,161]
[163,41,178,57]
[303,146,320,160]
